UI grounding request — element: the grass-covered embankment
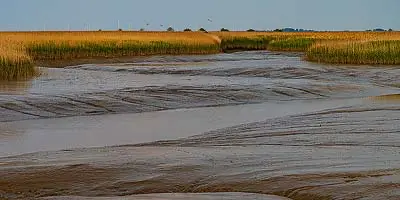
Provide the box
[220,36,273,52]
[22,31,221,60]
[217,31,400,65]
[306,40,400,65]
[268,38,316,52]
[26,40,220,60]
[1,31,400,80]
[0,31,221,80]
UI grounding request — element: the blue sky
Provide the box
[1,0,399,31]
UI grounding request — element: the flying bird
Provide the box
[208,19,213,22]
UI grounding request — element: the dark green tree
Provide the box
[167,27,175,32]
[220,28,230,32]
[198,27,207,32]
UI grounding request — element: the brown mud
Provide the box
[0,51,399,200]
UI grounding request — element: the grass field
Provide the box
[1,31,400,80]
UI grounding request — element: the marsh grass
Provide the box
[220,36,273,51]
[268,38,316,51]
[1,31,400,80]
[26,40,220,60]
[0,42,38,80]
[306,40,400,64]
[20,31,221,60]
[0,31,220,80]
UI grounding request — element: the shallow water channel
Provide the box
[1,51,400,200]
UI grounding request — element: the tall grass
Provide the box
[306,40,400,65]
[220,36,273,52]
[1,31,400,80]
[216,31,400,64]
[0,41,38,80]
[17,31,221,60]
[268,38,316,51]
[0,31,220,80]
[26,40,220,60]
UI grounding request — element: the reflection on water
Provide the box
[0,51,400,200]
[0,123,24,141]
[369,93,400,102]
[0,98,364,157]
[0,81,31,95]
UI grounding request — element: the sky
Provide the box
[0,0,399,31]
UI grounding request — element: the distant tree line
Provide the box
[101,26,395,32]
[365,28,394,32]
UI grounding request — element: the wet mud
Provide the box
[0,51,399,200]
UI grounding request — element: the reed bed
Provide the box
[1,31,400,80]
[216,31,400,63]
[10,31,221,60]
[220,36,273,51]
[0,41,37,80]
[268,38,316,52]
[213,31,400,41]
[0,31,220,80]
[306,40,400,64]
[26,40,220,60]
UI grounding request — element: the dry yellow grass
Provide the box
[215,31,400,63]
[213,31,400,41]
[1,31,400,80]
[0,40,38,80]
[0,31,220,44]
[2,31,221,60]
[0,31,222,80]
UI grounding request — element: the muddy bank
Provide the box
[0,82,370,123]
[1,51,398,122]
[0,98,365,157]
[1,51,400,200]
[1,103,399,200]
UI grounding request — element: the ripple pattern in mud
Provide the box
[2,52,400,200]
[138,103,400,148]
[1,103,400,200]
[0,84,335,122]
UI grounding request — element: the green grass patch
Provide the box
[220,36,274,52]
[306,40,400,64]
[26,40,221,61]
[268,38,316,52]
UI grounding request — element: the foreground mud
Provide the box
[1,102,399,200]
[42,193,291,200]
[1,51,400,200]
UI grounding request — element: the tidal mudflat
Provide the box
[1,51,399,200]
